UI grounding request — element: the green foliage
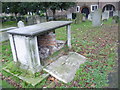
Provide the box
[2,21,17,28]
[112,16,119,23]
[1,80,15,88]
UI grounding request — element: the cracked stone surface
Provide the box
[43,52,86,83]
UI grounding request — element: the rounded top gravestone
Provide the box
[17,21,25,28]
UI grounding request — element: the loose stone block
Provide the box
[43,52,86,83]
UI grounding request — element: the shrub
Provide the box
[112,15,119,23]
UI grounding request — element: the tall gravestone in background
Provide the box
[75,13,83,24]
[92,9,102,27]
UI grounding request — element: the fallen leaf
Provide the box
[1,59,5,62]
[91,84,95,87]
[48,77,55,81]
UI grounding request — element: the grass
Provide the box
[0,18,118,88]
[1,21,17,29]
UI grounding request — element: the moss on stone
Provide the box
[4,61,45,77]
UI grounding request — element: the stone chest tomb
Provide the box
[7,21,72,74]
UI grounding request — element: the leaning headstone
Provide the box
[92,9,102,27]
[102,11,109,21]
[75,13,83,24]
[17,21,25,28]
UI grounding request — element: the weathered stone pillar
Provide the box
[67,25,71,49]
[8,34,42,74]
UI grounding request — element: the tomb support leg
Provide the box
[8,34,18,62]
[67,25,71,49]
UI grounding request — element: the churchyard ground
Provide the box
[0,18,118,88]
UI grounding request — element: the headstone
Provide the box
[43,52,86,83]
[17,21,25,28]
[27,17,34,25]
[92,9,102,27]
[102,11,109,21]
[40,17,47,23]
[34,15,41,24]
[67,13,72,20]
[88,13,93,21]
[113,11,118,16]
[75,13,83,24]
[82,16,86,22]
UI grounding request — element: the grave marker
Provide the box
[113,11,118,16]
[92,9,102,27]
[75,13,83,24]
[102,11,109,20]
[17,21,25,28]
[67,13,72,20]
[27,17,34,25]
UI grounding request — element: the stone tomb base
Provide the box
[2,62,49,86]
[43,52,86,83]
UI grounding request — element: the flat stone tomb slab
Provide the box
[7,21,72,36]
[43,52,86,83]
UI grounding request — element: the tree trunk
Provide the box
[45,9,48,21]
[52,9,56,20]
